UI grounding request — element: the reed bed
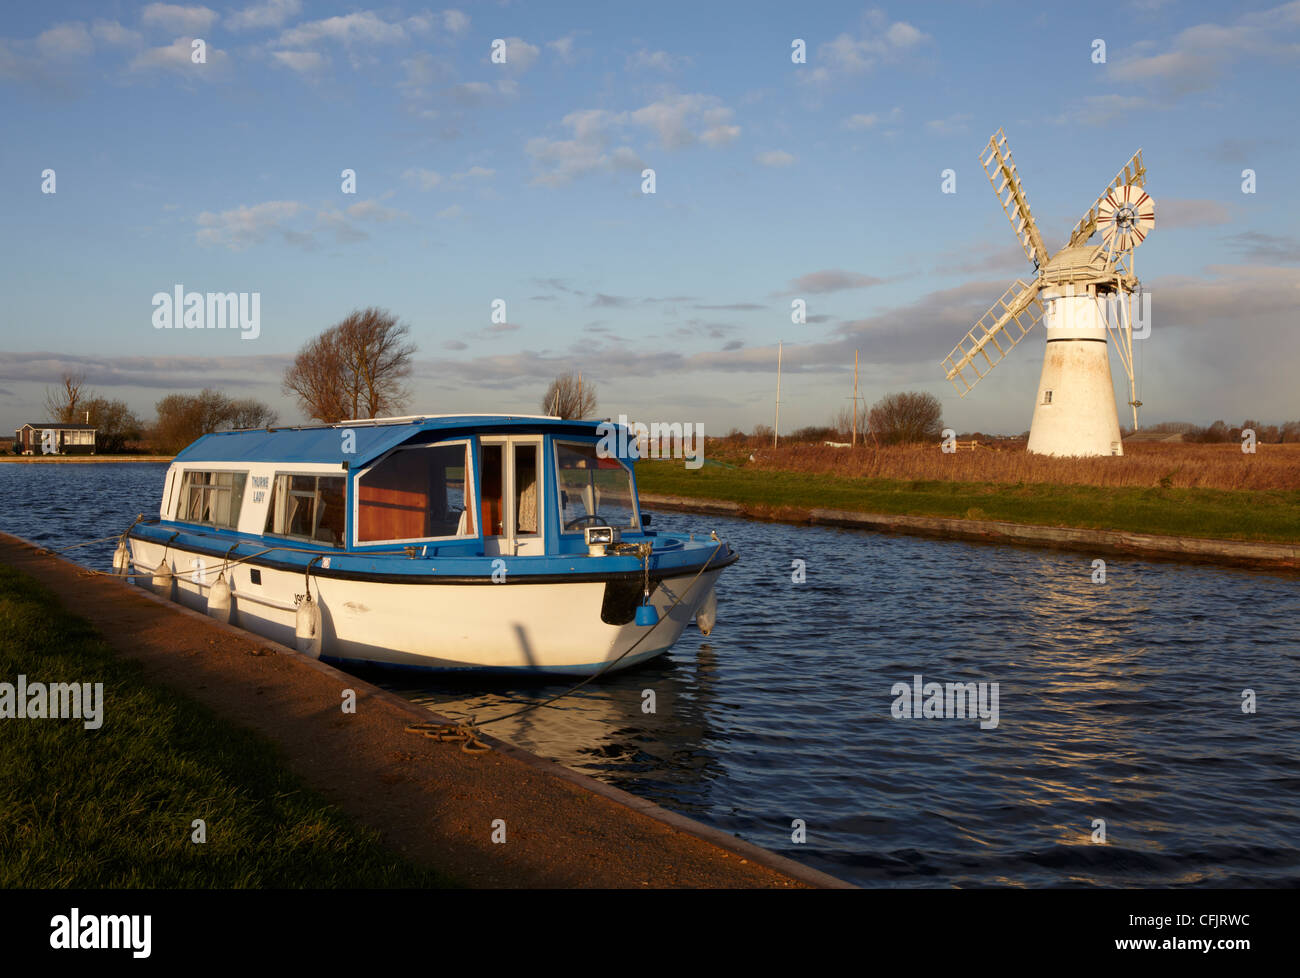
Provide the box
[740,441,1300,492]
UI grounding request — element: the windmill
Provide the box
[940,129,1155,456]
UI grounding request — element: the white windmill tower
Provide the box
[941,130,1155,456]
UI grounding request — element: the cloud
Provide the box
[227,0,301,30]
[92,20,142,46]
[436,204,464,220]
[36,23,93,59]
[129,36,229,74]
[443,10,471,35]
[0,351,286,391]
[756,150,796,167]
[1108,3,1300,96]
[1056,94,1150,127]
[140,4,219,34]
[194,198,402,250]
[496,36,540,72]
[1225,232,1300,263]
[630,93,738,149]
[403,168,443,190]
[925,113,972,135]
[787,270,886,294]
[804,10,930,83]
[627,49,687,71]
[1158,198,1233,229]
[272,49,326,74]
[695,303,766,311]
[548,36,577,63]
[278,11,406,47]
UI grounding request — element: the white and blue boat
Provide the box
[124,415,735,675]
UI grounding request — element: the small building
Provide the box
[14,423,97,455]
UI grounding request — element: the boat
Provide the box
[122,415,736,675]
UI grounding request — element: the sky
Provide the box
[1,0,1297,437]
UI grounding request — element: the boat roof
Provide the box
[171,414,623,467]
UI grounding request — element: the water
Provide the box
[5,461,1299,887]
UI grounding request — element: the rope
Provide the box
[403,721,491,754]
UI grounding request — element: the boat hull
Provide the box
[128,537,723,675]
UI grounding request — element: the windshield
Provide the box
[554,440,639,533]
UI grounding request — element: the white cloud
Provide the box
[227,0,301,31]
[805,10,930,83]
[36,23,93,59]
[627,49,687,71]
[526,93,737,184]
[140,4,219,34]
[756,150,796,167]
[437,204,464,220]
[278,11,406,47]
[925,113,972,135]
[272,50,326,74]
[196,200,307,250]
[129,36,229,74]
[548,35,576,62]
[92,20,143,46]
[403,168,443,190]
[443,10,470,35]
[1109,3,1300,95]
[497,36,540,72]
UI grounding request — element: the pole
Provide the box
[852,349,859,449]
[774,341,782,449]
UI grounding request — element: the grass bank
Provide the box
[0,565,458,888]
[637,461,1300,544]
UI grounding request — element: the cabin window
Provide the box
[356,442,475,543]
[265,474,346,546]
[555,441,639,533]
[178,470,247,529]
[1042,390,1053,405]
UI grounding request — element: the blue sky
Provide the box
[1,0,1297,436]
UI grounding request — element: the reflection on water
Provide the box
[5,462,1299,888]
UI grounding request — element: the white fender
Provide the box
[295,593,322,658]
[696,587,717,636]
[152,559,173,596]
[207,572,232,624]
[112,540,131,577]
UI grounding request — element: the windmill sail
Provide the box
[941,279,1044,396]
[981,129,1050,269]
[1066,149,1146,249]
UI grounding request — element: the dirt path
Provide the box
[0,533,843,889]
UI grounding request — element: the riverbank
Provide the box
[637,464,1300,571]
[0,455,173,463]
[0,533,842,889]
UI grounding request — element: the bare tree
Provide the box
[151,389,276,455]
[43,372,87,423]
[283,308,415,422]
[541,371,597,419]
[226,398,279,430]
[867,391,944,445]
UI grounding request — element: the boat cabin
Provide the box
[160,415,645,557]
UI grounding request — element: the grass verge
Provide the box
[637,462,1300,543]
[0,565,459,887]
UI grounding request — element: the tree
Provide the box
[226,398,279,430]
[151,389,277,455]
[867,391,944,444]
[541,371,597,419]
[43,372,87,423]
[84,397,143,454]
[283,308,415,422]
[832,406,868,442]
